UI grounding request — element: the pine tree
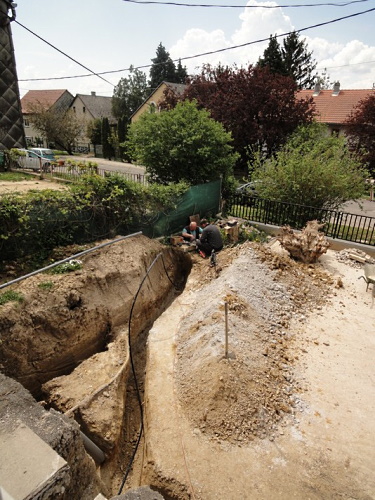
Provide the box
[175,59,188,84]
[149,43,177,89]
[282,32,317,89]
[258,35,286,76]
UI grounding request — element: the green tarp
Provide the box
[141,179,222,238]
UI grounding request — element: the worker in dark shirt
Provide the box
[196,219,223,257]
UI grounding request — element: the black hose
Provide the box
[117,252,163,494]
[117,248,187,494]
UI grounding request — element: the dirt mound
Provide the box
[175,242,335,444]
[0,235,191,395]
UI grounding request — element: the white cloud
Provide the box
[170,0,375,89]
[171,0,293,72]
[170,28,231,72]
[311,39,375,88]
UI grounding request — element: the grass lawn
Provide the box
[0,171,34,182]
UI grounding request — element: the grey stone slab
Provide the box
[0,422,70,500]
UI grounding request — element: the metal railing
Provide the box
[227,194,375,246]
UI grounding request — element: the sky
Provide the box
[10,0,375,99]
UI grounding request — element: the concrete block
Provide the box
[0,423,70,500]
[0,486,16,500]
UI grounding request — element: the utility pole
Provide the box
[0,0,25,150]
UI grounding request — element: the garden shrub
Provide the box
[0,174,189,265]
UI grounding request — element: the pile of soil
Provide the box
[143,239,374,500]
[175,242,336,444]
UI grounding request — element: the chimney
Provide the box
[91,91,96,96]
[332,81,340,96]
[313,82,321,96]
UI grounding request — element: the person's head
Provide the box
[189,221,197,230]
[200,219,209,228]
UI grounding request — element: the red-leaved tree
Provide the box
[161,64,315,172]
[345,94,375,177]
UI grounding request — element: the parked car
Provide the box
[16,148,56,172]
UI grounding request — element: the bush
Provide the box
[252,123,368,211]
[0,174,189,264]
[126,100,238,185]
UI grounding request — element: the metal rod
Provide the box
[0,232,142,290]
[225,301,229,358]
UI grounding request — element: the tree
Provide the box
[149,43,178,90]
[175,64,314,171]
[252,123,368,210]
[314,67,332,90]
[258,35,286,75]
[345,94,375,177]
[258,32,317,89]
[282,32,317,89]
[117,115,129,161]
[87,118,102,145]
[175,59,188,84]
[112,66,149,121]
[101,117,114,160]
[126,100,238,185]
[28,103,84,154]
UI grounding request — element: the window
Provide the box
[73,106,76,113]
[83,106,86,113]
[24,119,30,127]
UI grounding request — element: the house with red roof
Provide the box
[21,89,74,147]
[298,82,374,136]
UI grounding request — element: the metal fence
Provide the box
[227,194,375,246]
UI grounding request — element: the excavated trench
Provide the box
[0,235,192,498]
[3,233,362,500]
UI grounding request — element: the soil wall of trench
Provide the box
[0,234,192,499]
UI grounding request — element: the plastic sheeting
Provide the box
[141,179,222,238]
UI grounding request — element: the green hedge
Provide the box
[0,174,188,263]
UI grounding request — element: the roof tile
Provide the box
[21,89,71,113]
[298,88,374,124]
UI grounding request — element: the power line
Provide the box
[17,7,375,82]
[123,0,371,8]
[317,59,375,70]
[15,20,115,88]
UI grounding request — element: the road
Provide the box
[64,155,145,175]
[340,199,375,218]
